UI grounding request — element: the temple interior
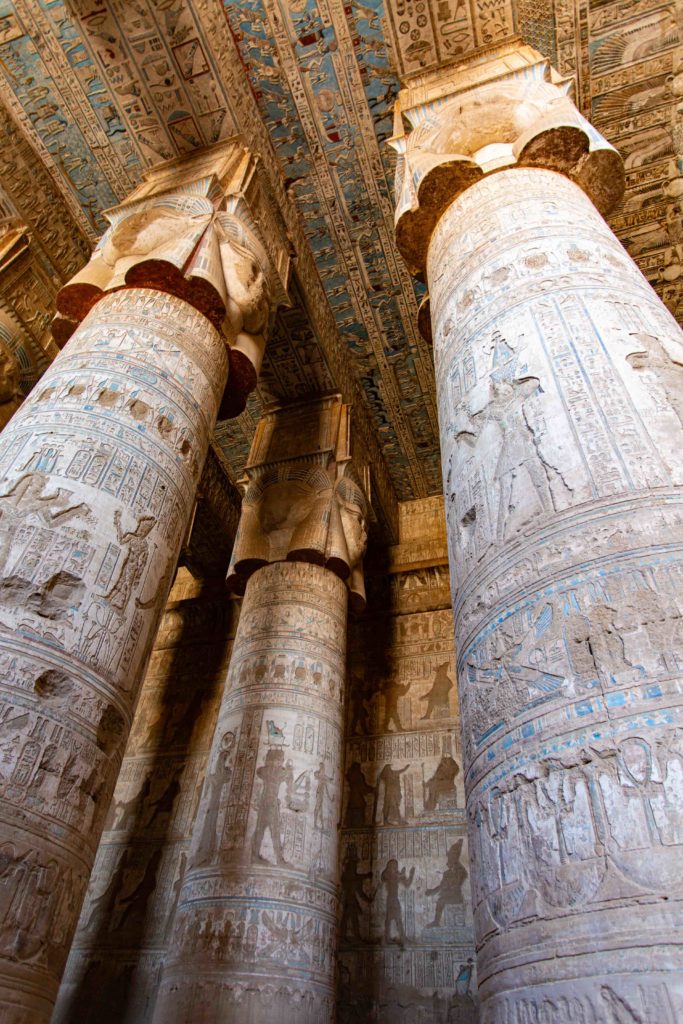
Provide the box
[0,1,680,1022]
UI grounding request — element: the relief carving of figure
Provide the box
[251,747,292,866]
[0,844,61,965]
[110,848,163,933]
[142,772,181,831]
[348,675,372,736]
[374,763,409,825]
[454,335,571,543]
[627,330,683,430]
[426,840,468,927]
[340,844,372,941]
[194,731,235,867]
[423,754,460,811]
[344,762,375,828]
[381,677,410,733]
[0,472,92,576]
[377,858,414,945]
[313,760,332,831]
[420,662,454,720]
[103,510,155,613]
[485,377,554,540]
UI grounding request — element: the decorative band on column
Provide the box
[0,287,227,1023]
[154,396,369,1024]
[393,42,683,1024]
[52,141,291,419]
[157,561,348,1023]
[0,140,290,1024]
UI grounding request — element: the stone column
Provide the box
[154,396,368,1024]
[392,45,683,1023]
[0,141,288,1024]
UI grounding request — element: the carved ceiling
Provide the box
[0,0,679,531]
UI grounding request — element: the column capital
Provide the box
[226,394,370,611]
[389,42,624,279]
[54,139,292,416]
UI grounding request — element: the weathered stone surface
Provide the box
[154,561,348,1024]
[226,396,369,611]
[429,165,683,1021]
[52,571,239,1024]
[0,287,228,1022]
[155,395,368,1023]
[390,45,623,278]
[339,509,478,1023]
[0,310,24,429]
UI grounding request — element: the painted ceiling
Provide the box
[0,0,680,523]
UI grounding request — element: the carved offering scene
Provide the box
[0,2,679,1023]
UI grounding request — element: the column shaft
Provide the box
[430,167,683,1021]
[155,560,347,1023]
[0,287,227,1022]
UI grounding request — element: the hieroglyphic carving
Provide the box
[53,140,290,418]
[154,561,349,1024]
[383,0,516,81]
[390,43,623,279]
[589,0,683,320]
[0,102,90,278]
[226,395,369,611]
[53,572,240,1023]
[427,164,683,1019]
[339,573,477,1023]
[0,284,228,1023]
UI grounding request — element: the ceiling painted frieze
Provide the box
[0,0,679,511]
